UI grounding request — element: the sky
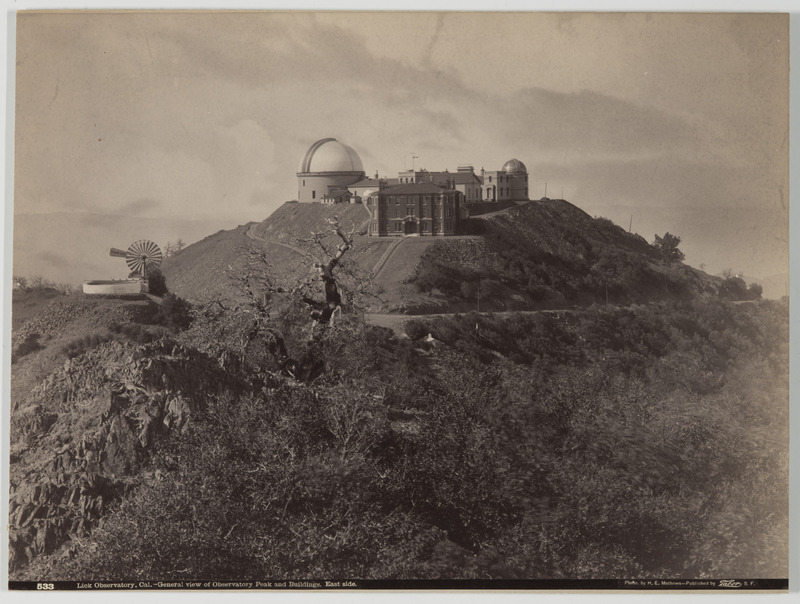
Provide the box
[9,10,791,289]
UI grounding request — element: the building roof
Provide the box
[298,138,364,173]
[441,172,482,185]
[350,177,382,187]
[502,158,527,173]
[373,183,454,196]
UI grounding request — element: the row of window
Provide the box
[372,205,454,218]
[373,219,453,233]
[486,174,529,183]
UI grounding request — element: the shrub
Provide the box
[12,333,43,363]
[61,333,112,358]
[147,268,168,297]
[405,319,429,341]
[108,321,161,344]
[156,294,193,331]
[652,232,685,263]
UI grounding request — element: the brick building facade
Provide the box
[366,183,463,236]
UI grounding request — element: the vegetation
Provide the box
[410,216,763,310]
[13,274,75,294]
[410,233,667,308]
[652,232,685,263]
[11,208,787,582]
[11,332,44,363]
[25,283,788,581]
[154,293,193,331]
[146,268,168,297]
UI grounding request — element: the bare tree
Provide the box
[205,216,370,382]
[298,217,356,326]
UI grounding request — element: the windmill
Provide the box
[109,240,163,279]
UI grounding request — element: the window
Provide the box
[312,190,316,199]
[489,176,493,183]
[303,179,306,186]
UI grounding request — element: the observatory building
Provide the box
[295,137,530,236]
[296,138,366,203]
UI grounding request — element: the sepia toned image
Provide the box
[6,10,789,590]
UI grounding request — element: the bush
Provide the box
[12,333,43,363]
[61,333,112,358]
[155,294,193,331]
[405,319,429,341]
[108,322,161,344]
[652,232,685,263]
[147,268,168,296]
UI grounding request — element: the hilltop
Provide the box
[161,199,749,313]
[161,204,395,305]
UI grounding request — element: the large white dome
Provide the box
[298,138,364,173]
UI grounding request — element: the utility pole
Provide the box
[412,154,419,172]
[476,282,481,339]
[629,214,633,233]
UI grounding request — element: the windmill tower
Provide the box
[83,239,165,295]
[108,240,163,278]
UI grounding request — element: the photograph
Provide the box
[5,9,790,591]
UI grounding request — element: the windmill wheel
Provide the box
[125,240,163,277]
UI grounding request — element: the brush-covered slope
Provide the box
[406,199,736,312]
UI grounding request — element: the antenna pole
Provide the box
[544,182,548,198]
[476,282,481,340]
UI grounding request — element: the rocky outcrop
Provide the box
[8,337,242,574]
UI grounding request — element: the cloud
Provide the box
[36,250,72,270]
[11,12,788,285]
[117,198,164,215]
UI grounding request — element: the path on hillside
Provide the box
[373,235,481,286]
[245,209,372,262]
[471,200,532,219]
[367,307,576,335]
[246,223,313,259]
[371,238,405,280]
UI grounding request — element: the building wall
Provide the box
[297,171,364,203]
[481,171,529,202]
[506,172,529,200]
[367,190,462,236]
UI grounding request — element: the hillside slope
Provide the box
[406,199,737,311]
[161,204,396,305]
[160,199,751,313]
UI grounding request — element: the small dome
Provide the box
[298,138,364,173]
[502,158,527,173]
